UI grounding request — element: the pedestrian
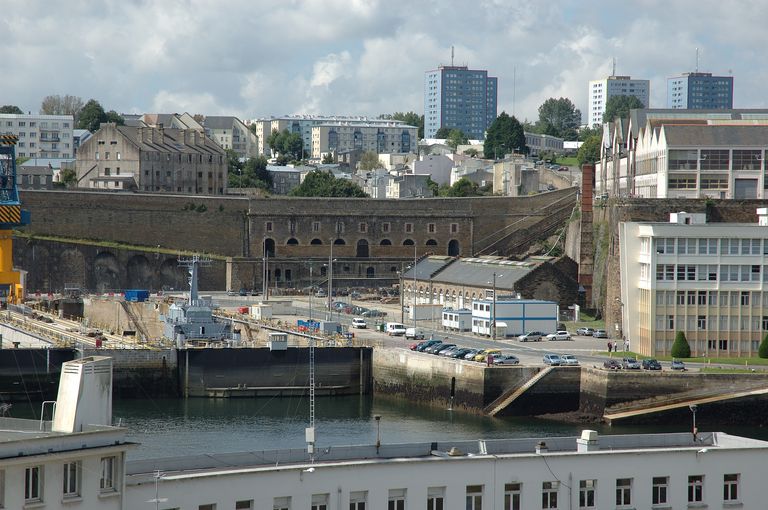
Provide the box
[607,341,612,353]
[615,343,619,353]
[624,338,629,351]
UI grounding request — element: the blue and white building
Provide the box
[424,65,498,140]
[471,298,558,337]
[667,72,734,110]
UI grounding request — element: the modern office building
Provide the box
[620,210,768,357]
[424,65,498,140]
[0,113,74,159]
[588,75,650,126]
[667,72,734,109]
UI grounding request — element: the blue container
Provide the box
[124,289,150,302]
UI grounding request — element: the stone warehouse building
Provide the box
[75,123,227,194]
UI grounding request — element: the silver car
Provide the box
[560,354,579,366]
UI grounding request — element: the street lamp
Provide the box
[374,415,381,453]
[689,404,698,440]
[412,242,417,331]
[488,272,502,340]
[327,240,334,319]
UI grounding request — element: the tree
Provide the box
[59,167,78,188]
[104,110,125,125]
[290,170,368,197]
[40,95,84,120]
[484,112,528,160]
[230,155,272,190]
[358,151,382,171]
[321,152,335,164]
[0,105,23,114]
[434,127,453,139]
[268,129,303,160]
[759,333,768,359]
[225,149,243,187]
[671,331,691,359]
[425,177,439,197]
[577,135,601,166]
[380,112,424,139]
[578,124,603,142]
[602,95,645,124]
[444,177,481,197]
[446,129,468,150]
[536,97,582,140]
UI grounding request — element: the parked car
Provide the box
[315,289,327,298]
[642,359,662,371]
[603,359,622,370]
[351,318,367,329]
[405,327,425,340]
[450,348,474,359]
[474,349,502,362]
[424,342,447,354]
[350,291,361,299]
[416,340,442,352]
[576,327,595,336]
[437,345,458,356]
[362,309,387,318]
[560,354,579,366]
[558,166,568,172]
[543,354,562,366]
[671,359,686,371]
[384,322,407,336]
[463,349,482,360]
[518,331,545,342]
[546,330,572,341]
[593,329,608,339]
[493,355,520,365]
[621,357,641,370]
[226,289,236,296]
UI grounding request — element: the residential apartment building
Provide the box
[311,122,417,159]
[424,65,498,139]
[203,116,259,158]
[588,75,650,126]
[266,165,302,194]
[75,123,227,194]
[385,173,433,198]
[0,113,74,159]
[596,109,768,199]
[667,72,734,109]
[493,156,538,196]
[620,210,768,357]
[251,116,414,158]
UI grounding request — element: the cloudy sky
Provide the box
[3,0,765,124]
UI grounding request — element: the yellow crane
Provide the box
[0,135,30,305]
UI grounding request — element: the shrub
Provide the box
[759,333,768,359]
[671,331,691,358]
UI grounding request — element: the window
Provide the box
[236,500,254,510]
[274,496,291,510]
[579,480,595,508]
[382,222,390,233]
[505,483,521,510]
[724,474,739,502]
[311,494,328,510]
[350,491,367,510]
[652,476,669,505]
[359,222,367,233]
[104,167,111,176]
[688,475,704,503]
[312,221,321,232]
[616,478,632,507]
[199,505,216,510]
[100,456,116,492]
[466,485,483,510]
[405,223,413,233]
[451,223,458,233]
[63,461,80,498]
[428,223,436,233]
[266,222,273,232]
[25,465,43,502]
[388,489,405,510]
[542,481,558,509]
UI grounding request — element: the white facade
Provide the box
[588,76,650,127]
[124,431,768,510]
[0,113,74,159]
[413,154,453,185]
[472,298,558,337]
[442,308,472,331]
[620,210,768,357]
[312,122,418,159]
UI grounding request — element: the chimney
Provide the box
[758,208,768,226]
[577,430,599,453]
[52,356,113,433]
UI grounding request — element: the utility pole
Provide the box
[413,242,417,331]
[327,240,334,320]
[491,272,497,340]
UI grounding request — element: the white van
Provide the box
[405,327,425,340]
[385,322,407,336]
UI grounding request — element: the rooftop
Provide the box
[125,431,763,481]
[402,256,546,289]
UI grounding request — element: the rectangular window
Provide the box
[428,223,436,233]
[427,487,445,510]
[652,476,669,505]
[542,481,559,509]
[382,222,390,233]
[349,491,367,510]
[387,489,405,510]
[273,496,291,510]
[63,461,80,498]
[266,222,273,232]
[741,291,750,306]
[312,221,321,232]
[237,500,255,510]
[616,478,632,507]
[579,480,596,509]
[451,223,458,233]
[359,222,367,233]
[466,485,483,510]
[724,474,739,501]
[25,465,43,502]
[199,505,216,510]
[688,475,704,503]
[405,223,413,233]
[504,483,521,510]
[697,315,706,330]
[100,456,116,492]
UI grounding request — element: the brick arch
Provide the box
[333,238,346,245]
[403,239,414,246]
[380,239,392,245]
[126,254,153,289]
[310,238,323,245]
[286,238,299,245]
[94,251,121,293]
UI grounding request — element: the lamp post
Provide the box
[412,242,417,331]
[689,404,698,440]
[491,272,498,340]
[374,415,381,453]
[327,240,333,320]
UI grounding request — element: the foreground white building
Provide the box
[620,210,768,357]
[5,355,768,510]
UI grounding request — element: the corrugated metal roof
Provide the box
[664,124,768,146]
[403,256,538,289]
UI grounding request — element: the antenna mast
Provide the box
[451,45,454,66]
[695,47,699,72]
[612,57,616,77]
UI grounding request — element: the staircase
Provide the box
[484,366,555,416]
